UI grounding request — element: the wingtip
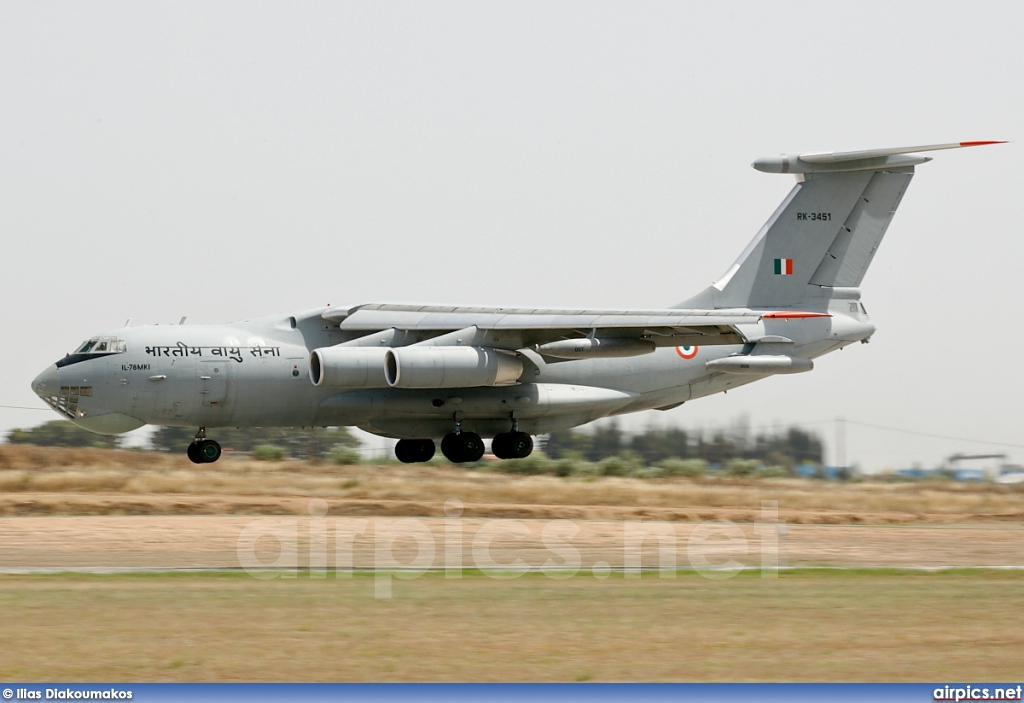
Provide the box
[959,140,1008,147]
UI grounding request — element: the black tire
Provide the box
[441,433,460,462]
[509,432,533,459]
[441,432,484,463]
[396,439,436,464]
[186,442,203,464]
[414,439,436,462]
[491,432,512,459]
[458,432,485,462]
[198,439,221,463]
[395,439,418,464]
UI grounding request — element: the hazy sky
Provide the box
[2,1,1021,471]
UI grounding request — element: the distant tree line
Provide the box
[543,421,823,469]
[6,420,121,449]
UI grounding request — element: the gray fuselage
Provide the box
[32,299,873,440]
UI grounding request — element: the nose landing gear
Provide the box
[186,427,221,464]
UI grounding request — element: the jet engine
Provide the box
[385,347,523,389]
[309,347,390,388]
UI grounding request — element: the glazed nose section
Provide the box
[32,365,58,399]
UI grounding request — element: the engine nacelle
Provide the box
[385,347,523,389]
[309,347,390,388]
[705,355,813,375]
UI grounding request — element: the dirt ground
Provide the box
[2,571,1023,681]
[2,509,1022,571]
[2,447,1023,571]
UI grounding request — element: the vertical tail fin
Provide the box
[680,141,1004,310]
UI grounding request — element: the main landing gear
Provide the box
[186,427,221,464]
[394,439,436,464]
[440,431,485,463]
[491,415,533,460]
[433,416,534,464]
[491,431,533,460]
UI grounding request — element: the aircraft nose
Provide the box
[32,365,58,399]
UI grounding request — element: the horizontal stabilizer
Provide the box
[753,140,1005,174]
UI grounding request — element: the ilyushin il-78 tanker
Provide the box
[32,141,1002,464]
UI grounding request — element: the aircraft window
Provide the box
[73,337,126,355]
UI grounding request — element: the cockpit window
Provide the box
[73,337,127,354]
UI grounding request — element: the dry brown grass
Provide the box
[2,444,1023,522]
[1,570,1022,681]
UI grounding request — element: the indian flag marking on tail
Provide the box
[774,258,794,275]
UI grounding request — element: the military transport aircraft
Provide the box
[32,141,1002,464]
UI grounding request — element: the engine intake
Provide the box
[385,347,523,389]
[309,347,390,388]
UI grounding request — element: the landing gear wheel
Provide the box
[508,431,533,459]
[491,433,512,459]
[440,433,458,461]
[395,439,436,464]
[198,439,221,463]
[187,439,220,463]
[492,432,533,459]
[441,432,484,463]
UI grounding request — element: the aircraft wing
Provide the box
[322,303,761,350]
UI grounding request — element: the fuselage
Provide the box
[31,298,874,440]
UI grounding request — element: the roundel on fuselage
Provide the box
[675,345,698,359]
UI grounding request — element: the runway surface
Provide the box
[2,515,1022,571]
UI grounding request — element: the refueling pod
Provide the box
[385,346,523,389]
[704,355,813,375]
[536,337,655,359]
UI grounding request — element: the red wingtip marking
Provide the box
[959,140,1007,147]
[762,312,832,319]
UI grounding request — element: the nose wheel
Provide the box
[187,428,222,463]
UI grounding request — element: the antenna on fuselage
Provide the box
[124,318,132,327]
[179,317,187,325]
